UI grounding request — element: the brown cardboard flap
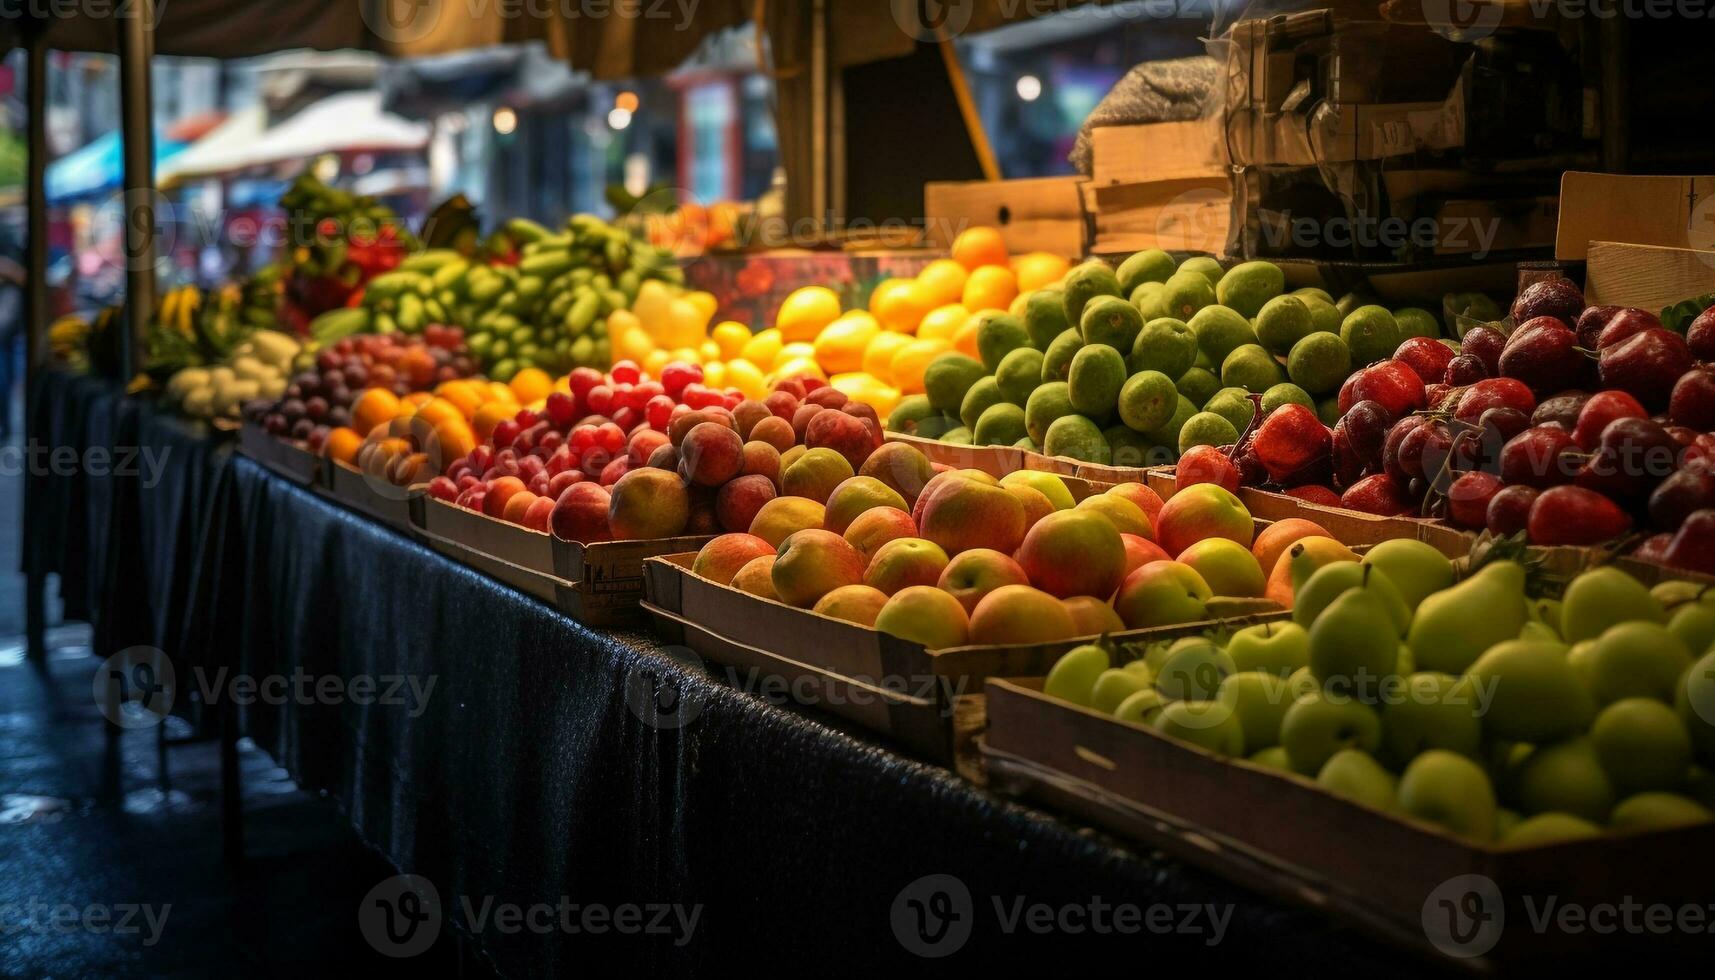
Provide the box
[1089,119,1227,187]
[1555,172,1715,261]
[1583,241,1715,314]
[923,176,1087,258]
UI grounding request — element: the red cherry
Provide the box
[567,367,604,400]
[660,362,704,399]
[1339,473,1413,516]
[1485,484,1539,536]
[1446,471,1502,529]
[1175,445,1241,494]
[1526,485,1633,545]
[1394,337,1456,387]
[544,391,576,428]
[1283,485,1341,507]
[1454,378,1536,425]
[610,360,642,385]
[645,394,676,430]
[585,385,615,416]
[1253,404,1331,482]
[1570,390,1648,450]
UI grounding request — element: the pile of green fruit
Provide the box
[310,214,684,381]
[1044,542,1715,845]
[885,249,1468,467]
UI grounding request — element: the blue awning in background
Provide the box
[46,130,189,204]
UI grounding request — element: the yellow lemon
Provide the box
[890,338,950,395]
[861,331,914,386]
[702,361,727,389]
[700,339,722,362]
[773,341,818,371]
[711,320,751,359]
[683,290,719,320]
[741,326,784,367]
[725,358,767,400]
[1012,251,1071,291]
[643,348,673,376]
[831,372,902,419]
[776,285,842,343]
[916,303,969,343]
[771,356,826,385]
[915,259,969,307]
[871,278,933,333]
[961,264,1018,312]
[670,347,702,365]
[618,326,657,363]
[487,381,519,405]
[813,311,882,375]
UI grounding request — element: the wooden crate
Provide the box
[318,458,420,532]
[237,422,322,486]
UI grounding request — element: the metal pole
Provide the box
[116,0,157,377]
[23,32,48,661]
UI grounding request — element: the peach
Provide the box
[915,475,1027,556]
[1263,535,1359,608]
[1062,595,1125,636]
[1120,533,1171,577]
[628,429,670,468]
[1250,518,1331,581]
[779,444,808,472]
[1075,494,1152,539]
[750,415,795,453]
[550,482,612,542]
[716,474,777,533]
[806,386,849,409]
[692,533,778,586]
[741,441,781,486]
[647,443,680,471]
[1113,561,1211,630]
[968,584,1078,646]
[874,586,970,650]
[781,447,854,504]
[1005,484,1055,531]
[909,469,1001,526]
[1154,482,1254,556]
[764,390,800,420]
[607,467,690,540]
[668,408,735,446]
[823,476,908,535]
[1016,509,1126,599]
[502,489,541,526]
[937,548,1030,613]
[805,409,879,470]
[998,471,1076,511]
[731,555,779,600]
[813,584,889,627]
[484,476,528,518]
[749,496,826,547]
[732,399,772,438]
[521,495,556,533]
[1178,538,1266,598]
[843,506,919,562]
[858,442,936,505]
[863,537,950,595]
[686,497,721,535]
[772,529,868,607]
[791,403,824,441]
[1105,483,1164,528]
[678,421,744,487]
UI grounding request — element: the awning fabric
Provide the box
[45,129,187,203]
[154,92,428,186]
[156,106,267,188]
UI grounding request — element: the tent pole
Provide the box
[23,31,49,662]
[116,0,158,377]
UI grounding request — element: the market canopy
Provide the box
[156,106,267,189]
[45,129,187,203]
[154,92,428,185]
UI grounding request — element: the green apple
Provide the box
[1317,749,1398,811]
[1308,586,1401,699]
[1177,538,1266,598]
[1090,668,1153,714]
[1500,812,1601,848]
[1044,643,1109,707]
[1505,738,1615,823]
[1226,620,1309,677]
[998,470,1077,511]
[1287,665,1317,700]
[1462,639,1594,743]
[1398,750,1498,841]
[1113,561,1211,630]
[1580,621,1693,705]
[1380,671,1483,766]
[1591,697,1693,793]
[1609,792,1714,831]
[1407,560,1527,674]
[1219,671,1295,751]
[1113,687,1166,726]
[1676,649,1715,765]
[1360,539,1453,610]
[1667,602,1715,659]
[1291,561,1409,635]
[1248,745,1293,772]
[1280,688,1382,775]
[1152,699,1246,756]
[1560,565,1664,643]
[1153,639,1235,702]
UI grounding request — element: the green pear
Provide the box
[1153,699,1246,756]
[1308,587,1400,698]
[1153,639,1236,702]
[1407,560,1528,674]
[1398,750,1498,841]
[1218,671,1295,751]
[1592,698,1693,794]
[1090,668,1153,714]
[1360,539,1453,610]
[1581,621,1693,705]
[1676,649,1715,765]
[1380,672,1483,766]
[1505,739,1615,822]
[1248,745,1293,772]
[1291,561,1410,635]
[1609,792,1714,831]
[1225,620,1310,677]
[1496,808,1522,837]
[1280,688,1382,775]
[1463,639,1593,743]
[1667,603,1715,659]
[1528,596,1564,638]
[1044,643,1110,707]
[1560,566,1664,643]
[1518,621,1560,642]
[1317,749,1398,811]
[1651,579,1714,611]
[1500,812,1601,847]
[1113,687,1166,726]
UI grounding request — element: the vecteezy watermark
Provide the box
[890,874,1233,957]
[0,442,171,486]
[92,187,178,275]
[1254,209,1502,260]
[624,645,706,731]
[1420,0,1507,41]
[1425,874,1715,958]
[1154,187,1231,256]
[0,898,171,947]
[1423,874,1505,958]
[94,646,177,729]
[359,874,702,956]
[359,0,700,44]
[0,0,169,27]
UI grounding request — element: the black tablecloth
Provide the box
[26,371,1418,976]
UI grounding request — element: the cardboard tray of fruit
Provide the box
[316,458,422,532]
[641,551,1285,765]
[415,495,713,626]
[981,677,1715,967]
[238,422,324,487]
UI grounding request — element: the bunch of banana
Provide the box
[49,312,96,369]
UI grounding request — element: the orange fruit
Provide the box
[323,426,363,465]
[434,417,477,464]
[434,380,483,419]
[915,259,970,307]
[472,400,517,441]
[889,338,950,395]
[916,303,969,343]
[1013,251,1071,291]
[510,366,553,404]
[486,381,517,405]
[951,315,983,360]
[961,264,1018,313]
[870,278,934,333]
[950,226,1009,271]
[862,331,914,386]
[351,387,401,439]
[413,396,464,430]
[776,285,842,343]
[813,311,882,375]
[403,390,433,410]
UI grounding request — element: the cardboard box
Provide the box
[1225,84,1465,168]
[982,677,1715,967]
[642,552,1284,765]
[1583,241,1715,316]
[238,422,323,486]
[415,496,713,626]
[1554,172,1715,262]
[318,458,421,532]
[923,176,1087,259]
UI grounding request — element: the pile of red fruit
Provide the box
[1180,279,1715,573]
[426,360,886,541]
